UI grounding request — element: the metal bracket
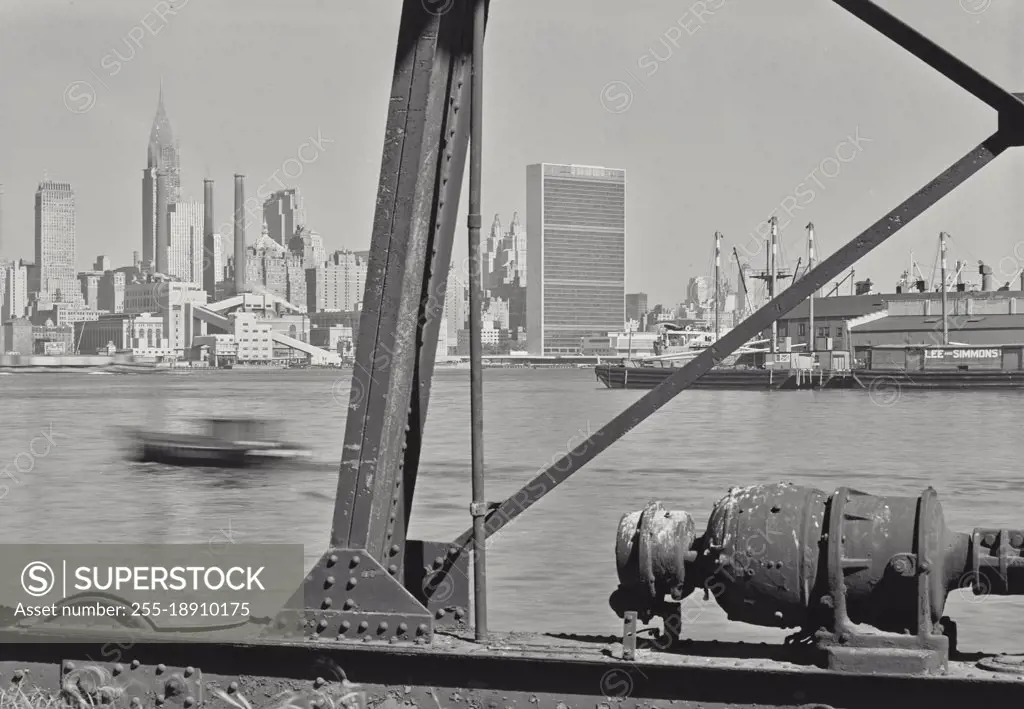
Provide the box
[295,548,433,644]
[818,488,948,674]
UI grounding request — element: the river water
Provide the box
[1,368,1021,652]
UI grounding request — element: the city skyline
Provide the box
[3,1,1020,306]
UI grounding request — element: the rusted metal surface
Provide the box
[612,483,1024,675]
[5,0,1024,707]
[2,633,1024,709]
[303,0,479,641]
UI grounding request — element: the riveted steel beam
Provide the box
[296,0,479,641]
[332,0,476,558]
[453,132,1010,549]
[450,0,1024,550]
[831,0,1024,123]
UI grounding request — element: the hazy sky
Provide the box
[0,0,1021,305]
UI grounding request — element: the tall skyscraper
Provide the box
[34,180,83,305]
[168,201,204,283]
[625,292,648,324]
[142,84,181,269]
[264,189,306,246]
[526,163,625,355]
[445,263,468,350]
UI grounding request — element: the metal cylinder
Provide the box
[610,483,1024,637]
[233,174,246,294]
[615,501,697,604]
[155,171,168,275]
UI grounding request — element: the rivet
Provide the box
[447,547,459,557]
[358,621,369,632]
[362,635,372,642]
[436,609,446,619]
[347,576,358,589]
[156,695,165,706]
[322,597,333,608]
[454,608,465,620]
[398,622,408,634]
[343,599,355,610]
[112,664,123,675]
[417,624,428,635]
[317,619,328,631]
[63,662,75,672]
[131,660,141,670]
[984,533,996,546]
[184,697,195,708]
[389,636,397,644]
[12,670,24,681]
[325,576,336,588]
[390,545,400,555]
[156,664,166,674]
[341,620,351,631]
[314,677,326,689]
[433,556,444,569]
[350,556,361,567]
[228,682,239,693]
[130,700,142,709]
[388,564,398,575]
[184,667,194,678]
[378,622,389,633]
[327,554,338,566]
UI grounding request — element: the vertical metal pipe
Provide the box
[155,171,169,275]
[467,0,488,644]
[940,232,949,345]
[807,222,815,352]
[769,216,777,354]
[234,174,246,295]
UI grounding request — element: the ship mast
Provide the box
[807,222,815,353]
[714,231,722,340]
[940,231,949,345]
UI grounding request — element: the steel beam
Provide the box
[831,0,1024,120]
[450,0,1024,550]
[2,636,1023,709]
[297,0,480,643]
[453,133,1008,549]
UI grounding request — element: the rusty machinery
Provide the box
[613,483,1024,674]
[3,0,1024,708]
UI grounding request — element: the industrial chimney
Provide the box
[979,261,993,292]
[203,179,216,300]
[233,174,246,295]
[155,171,168,275]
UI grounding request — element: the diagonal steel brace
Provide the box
[452,0,1024,550]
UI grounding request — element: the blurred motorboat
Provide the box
[125,417,311,468]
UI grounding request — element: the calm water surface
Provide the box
[1,368,1022,652]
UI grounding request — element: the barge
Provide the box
[597,350,856,390]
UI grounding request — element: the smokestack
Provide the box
[203,179,216,299]
[979,261,993,292]
[233,174,246,295]
[155,171,168,275]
